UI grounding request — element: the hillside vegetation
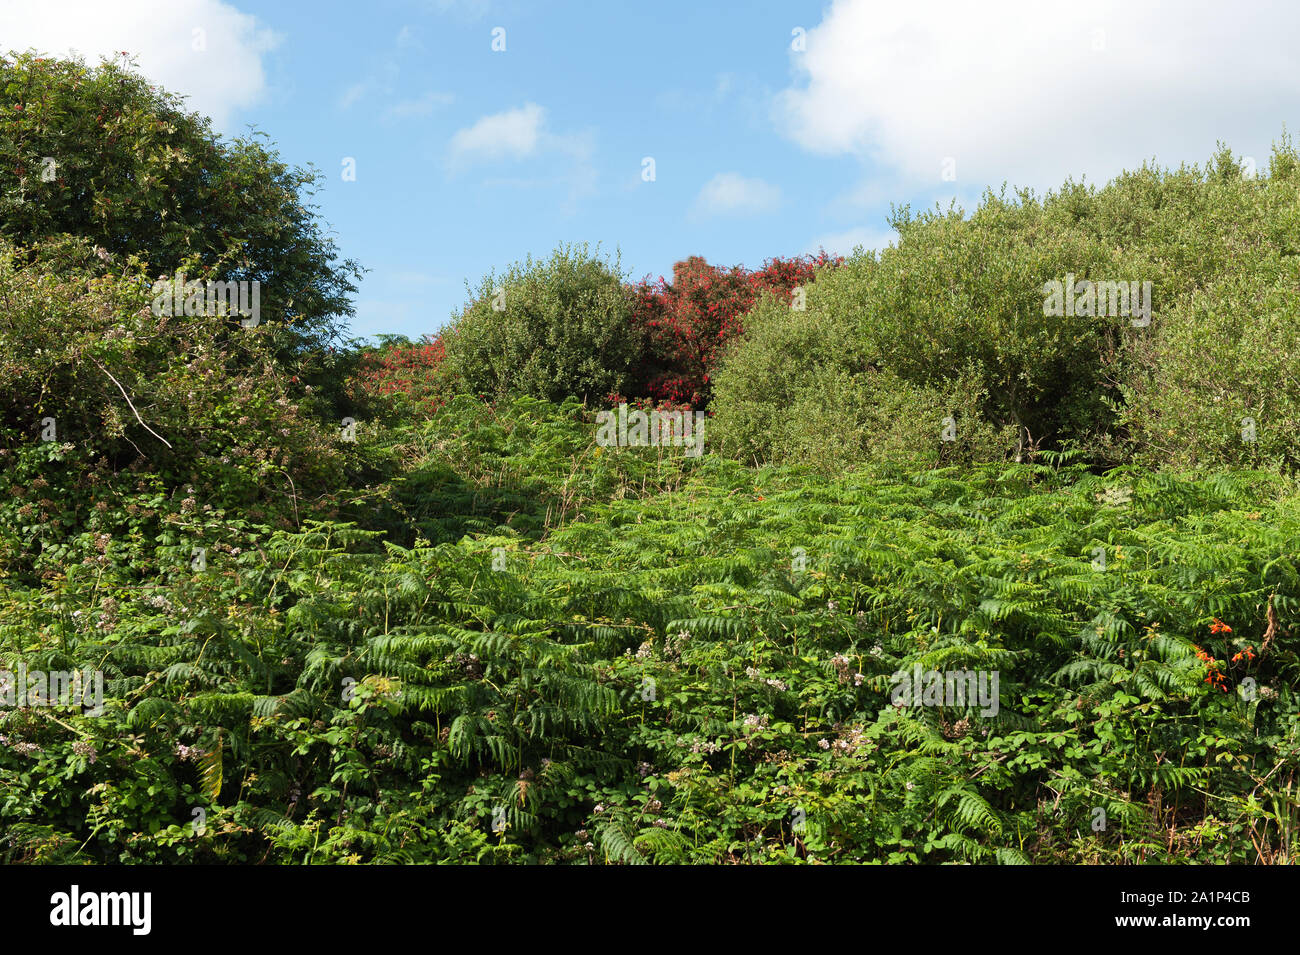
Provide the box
[1,52,1298,864]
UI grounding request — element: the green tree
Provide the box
[440,243,642,404]
[0,50,362,361]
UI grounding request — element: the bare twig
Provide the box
[283,468,300,528]
[93,359,172,449]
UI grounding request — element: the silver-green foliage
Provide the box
[439,243,643,404]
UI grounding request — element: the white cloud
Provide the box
[384,91,455,121]
[444,103,596,212]
[0,0,279,131]
[693,173,782,217]
[807,226,898,257]
[447,103,592,170]
[776,0,1300,195]
[449,102,546,162]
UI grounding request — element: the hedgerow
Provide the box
[348,335,448,417]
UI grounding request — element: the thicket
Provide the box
[711,141,1300,474]
[4,398,1298,863]
[624,252,838,407]
[438,244,643,405]
[433,246,838,412]
[348,334,448,418]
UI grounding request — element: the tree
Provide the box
[0,50,362,362]
[440,243,642,404]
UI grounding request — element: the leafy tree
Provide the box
[626,252,837,407]
[0,50,362,364]
[439,243,642,404]
[712,136,1300,473]
[710,256,1019,470]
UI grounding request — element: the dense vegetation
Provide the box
[2,53,1298,864]
[713,146,1300,473]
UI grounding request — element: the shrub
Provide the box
[0,238,347,582]
[857,196,1124,456]
[627,252,838,407]
[362,393,704,546]
[712,139,1300,474]
[7,456,1298,864]
[711,289,1014,471]
[349,334,448,417]
[1118,271,1300,471]
[1045,142,1300,309]
[1052,140,1300,470]
[439,243,641,404]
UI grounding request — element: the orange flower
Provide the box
[1194,644,1229,689]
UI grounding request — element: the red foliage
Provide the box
[353,335,447,412]
[627,251,841,407]
[351,252,840,413]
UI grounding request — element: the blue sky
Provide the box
[254,0,886,341]
[6,0,1300,342]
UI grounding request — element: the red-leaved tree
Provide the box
[625,252,840,407]
[352,335,447,413]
